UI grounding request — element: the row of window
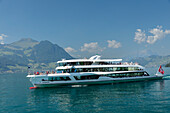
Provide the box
[44,77,71,81]
[58,62,121,67]
[106,72,149,78]
[74,75,100,80]
[42,72,148,81]
[57,67,142,73]
[58,62,93,66]
[72,72,148,80]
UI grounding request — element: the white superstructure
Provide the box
[27,55,164,88]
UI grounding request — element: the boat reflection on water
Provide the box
[26,80,165,113]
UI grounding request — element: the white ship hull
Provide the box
[27,74,163,88]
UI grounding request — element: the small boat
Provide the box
[27,55,164,88]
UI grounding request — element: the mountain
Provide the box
[10,38,39,49]
[0,38,73,73]
[30,40,72,63]
[130,55,170,67]
[165,63,170,67]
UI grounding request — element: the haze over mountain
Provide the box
[0,38,73,73]
[130,55,170,67]
[10,38,39,49]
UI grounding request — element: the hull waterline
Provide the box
[33,76,163,88]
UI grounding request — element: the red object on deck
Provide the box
[46,71,49,74]
[29,87,37,89]
[36,72,39,75]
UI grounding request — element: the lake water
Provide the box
[0,68,170,113]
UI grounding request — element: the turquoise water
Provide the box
[0,68,170,113]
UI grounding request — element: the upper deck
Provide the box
[57,55,123,67]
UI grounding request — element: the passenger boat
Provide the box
[27,55,164,88]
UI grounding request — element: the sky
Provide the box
[0,0,170,58]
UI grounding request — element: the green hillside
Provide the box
[0,38,73,73]
[165,63,170,67]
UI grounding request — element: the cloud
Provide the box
[134,26,170,44]
[147,26,170,44]
[80,42,104,53]
[0,34,8,44]
[134,29,146,43]
[107,40,121,48]
[64,47,77,53]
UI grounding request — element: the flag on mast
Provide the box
[158,65,164,74]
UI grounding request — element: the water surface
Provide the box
[0,68,170,113]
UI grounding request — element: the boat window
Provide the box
[108,67,113,71]
[74,75,100,80]
[144,72,149,76]
[58,62,93,66]
[48,77,71,81]
[56,66,143,73]
[58,63,67,66]
[105,72,145,78]
[116,67,121,71]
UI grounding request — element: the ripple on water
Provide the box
[0,69,170,113]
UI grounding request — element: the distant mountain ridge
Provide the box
[10,38,39,49]
[165,63,170,67]
[0,38,73,73]
[130,55,170,67]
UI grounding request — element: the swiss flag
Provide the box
[158,65,164,74]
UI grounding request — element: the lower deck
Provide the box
[33,75,163,88]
